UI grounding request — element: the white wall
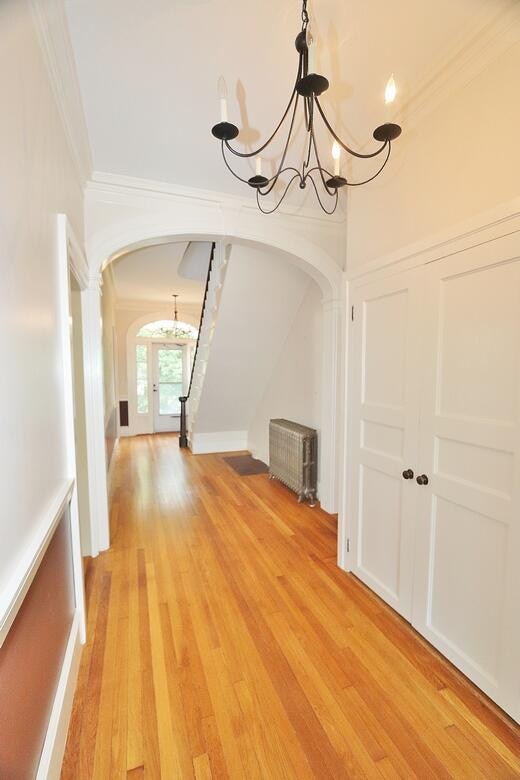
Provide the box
[347,34,520,273]
[193,244,312,436]
[248,282,322,473]
[0,0,85,601]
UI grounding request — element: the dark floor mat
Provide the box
[224,454,269,476]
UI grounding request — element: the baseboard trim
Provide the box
[36,611,82,780]
[107,436,120,485]
[190,431,248,455]
[248,444,269,467]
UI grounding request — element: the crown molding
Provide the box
[30,0,93,185]
[390,2,520,132]
[87,171,347,227]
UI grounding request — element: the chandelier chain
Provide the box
[301,0,309,26]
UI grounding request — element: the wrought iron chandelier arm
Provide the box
[222,136,303,196]
[224,58,303,160]
[346,142,392,186]
[221,143,255,185]
[302,122,313,174]
[256,173,302,214]
[314,97,388,160]
[257,92,302,195]
[305,175,339,215]
[307,125,338,197]
[258,166,303,189]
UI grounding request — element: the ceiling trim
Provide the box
[87,170,347,227]
[30,0,93,185]
[390,2,520,132]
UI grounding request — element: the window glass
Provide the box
[157,348,182,414]
[136,344,148,413]
[159,383,183,415]
[137,320,198,340]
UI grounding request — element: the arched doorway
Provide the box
[83,213,344,557]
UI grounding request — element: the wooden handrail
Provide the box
[179,241,216,447]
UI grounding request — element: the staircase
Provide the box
[179,241,229,448]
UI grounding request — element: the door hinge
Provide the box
[347,538,350,553]
[351,305,354,322]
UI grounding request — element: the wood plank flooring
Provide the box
[62,434,520,778]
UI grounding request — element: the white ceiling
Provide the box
[110,241,205,305]
[66,0,514,203]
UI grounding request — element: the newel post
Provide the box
[179,396,188,448]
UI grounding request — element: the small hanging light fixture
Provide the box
[172,294,179,325]
[211,0,402,214]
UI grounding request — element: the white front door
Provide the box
[412,234,520,721]
[348,269,424,620]
[152,344,184,433]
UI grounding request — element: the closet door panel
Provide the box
[348,271,423,620]
[413,235,520,721]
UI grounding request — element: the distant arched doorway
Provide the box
[128,316,198,435]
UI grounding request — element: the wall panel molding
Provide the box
[347,196,520,284]
[36,612,82,780]
[0,479,73,648]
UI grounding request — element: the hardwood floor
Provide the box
[62,434,520,779]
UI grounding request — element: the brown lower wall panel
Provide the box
[0,511,76,780]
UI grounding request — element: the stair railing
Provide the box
[179,241,216,448]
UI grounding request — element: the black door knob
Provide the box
[402,469,414,480]
[416,474,429,486]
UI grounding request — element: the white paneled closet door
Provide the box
[412,234,520,722]
[348,270,424,620]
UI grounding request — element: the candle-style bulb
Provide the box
[332,141,341,176]
[306,24,316,74]
[385,74,397,105]
[256,156,262,176]
[217,76,228,122]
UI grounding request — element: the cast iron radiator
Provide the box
[268,419,318,506]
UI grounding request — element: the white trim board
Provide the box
[57,215,88,642]
[0,480,74,648]
[36,611,82,780]
[347,196,520,284]
[58,214,110,558]
[87,171,347,227]
[190,431,248,455]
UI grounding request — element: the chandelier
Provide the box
[211,0,402,214]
